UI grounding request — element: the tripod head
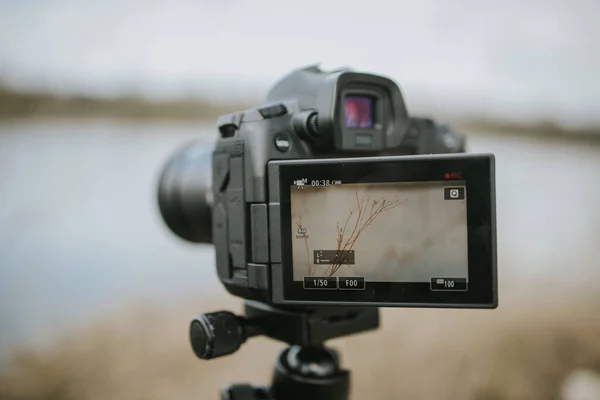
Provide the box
[190,302,379,399]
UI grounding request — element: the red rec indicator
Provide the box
[445,172,462,179]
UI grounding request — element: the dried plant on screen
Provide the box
[327,192,405,276]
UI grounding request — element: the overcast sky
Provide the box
[0,0,598,125]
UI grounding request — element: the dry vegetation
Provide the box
[0,285,599,400]
[457,118,600,144]
[0,84,251,121]
[1,84,600,143]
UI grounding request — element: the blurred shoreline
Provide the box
[2,84,600,143]
[0,84,252,122]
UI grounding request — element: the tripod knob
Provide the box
[190,311,246,360]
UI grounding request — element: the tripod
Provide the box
[190,301,380,400]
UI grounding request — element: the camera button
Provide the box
[274,132,291,152]
[258,103,287,119]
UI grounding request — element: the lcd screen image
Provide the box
[290,181,468,283]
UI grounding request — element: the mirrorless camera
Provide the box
[158,65,497,309]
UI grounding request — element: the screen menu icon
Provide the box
[303,277,337,290]
[430,277,468,291]
[444,187,465,200]
[313,250,355,265]
[338,277,366,290]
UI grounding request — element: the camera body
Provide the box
[206,65,494,306]
[158,67,496,397]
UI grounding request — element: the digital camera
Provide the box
[158,65,497,309]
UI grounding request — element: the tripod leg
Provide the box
[221,384,271,400]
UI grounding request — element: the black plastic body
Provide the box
[208,66,469,304]
[243,301,379,345]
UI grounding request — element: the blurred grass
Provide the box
[0,83,251,121]
[2,83,600,143]
[458,118,600,143]
[0,287,599,400]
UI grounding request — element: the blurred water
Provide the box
[0,120,220,359]
[0,120,599,361]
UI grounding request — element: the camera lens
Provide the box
[157,141,213,243]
